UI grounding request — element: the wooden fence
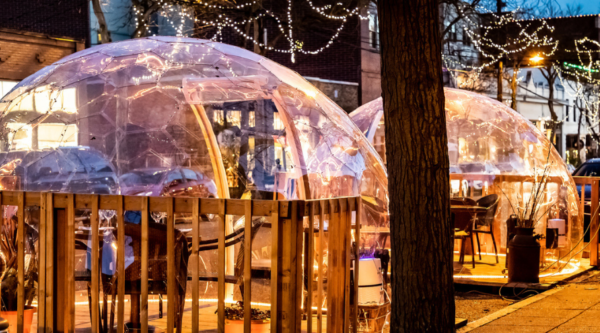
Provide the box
[573,177,600,266]
[0,191,362,333]
[450,174,600,266]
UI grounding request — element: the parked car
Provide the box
[119,167,218,198]
[0,147,119,194]
[572,159,600,242]
[573,158,600,200]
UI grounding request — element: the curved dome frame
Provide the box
[350,89,584,277]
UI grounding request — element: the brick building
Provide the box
[0,0,89,93]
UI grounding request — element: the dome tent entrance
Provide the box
[0,37,389,313]
[350,88,584,280]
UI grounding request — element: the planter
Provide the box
[1,306,35,333]
[225,319,270,333]
[508,227,540,283]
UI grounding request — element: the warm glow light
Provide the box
[530,54,544,63]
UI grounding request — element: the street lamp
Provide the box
[530,54,544,63]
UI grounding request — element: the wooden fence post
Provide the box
[591,180,599,266]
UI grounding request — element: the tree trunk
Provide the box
[253,17,261,54]
[378,1,454,332]
[497,60,504,102]
[510,61,519,110]
[91,0,112,43]
[577,98,583,165]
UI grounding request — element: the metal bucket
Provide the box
[508,227,540,283]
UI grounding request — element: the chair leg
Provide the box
[470,236,476,269]
[177,293,185,333]
[110,277,117,333]
[490,230,499,264]
[102,291,108,333]
[460,238,466,264]
[87,283,93,328]
[475,232,482,260]
[159,294,163,319]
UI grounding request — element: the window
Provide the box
[368,10,379,49]
[249,111,255,127]
[226,110,241,127]
[451,24,457,41]
[463,28,471,46]
[566,105,570,122]
[213,109,225,125]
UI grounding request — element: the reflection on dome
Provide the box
[0,37,388,249]
[351,88,583,276]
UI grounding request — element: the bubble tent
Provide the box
[350,88,585,279]
[0,37,389,319]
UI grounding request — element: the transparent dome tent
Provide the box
[350,88,584,279]
[0,37,389,320]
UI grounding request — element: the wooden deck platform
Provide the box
[29,298,331,333]
[453,253,594,289]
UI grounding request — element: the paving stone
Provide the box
[470,325,556,333]
[509,308,582,319]
[486,315,569,327]
[526,299,598,310]
[548,326,600,333]
[558,310,600,327]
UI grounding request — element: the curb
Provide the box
[457,286,563,332]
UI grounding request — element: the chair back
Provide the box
[122,222,189,293]
[451,197,477,206]
[475,194,499,227]
[453,212,474,233]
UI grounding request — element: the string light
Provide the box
[132,0,366,62]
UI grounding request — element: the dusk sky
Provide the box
[552,0,600,14]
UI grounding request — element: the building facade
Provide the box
[0,0,88,95]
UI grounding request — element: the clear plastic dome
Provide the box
[0,37,388,244]
[351,88,583,275]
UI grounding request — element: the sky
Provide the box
[552,0,600,15]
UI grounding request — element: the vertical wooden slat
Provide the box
[292,201,303,333]
[17,192,24,333]
[38,193,46,333]
[0,192,3,308]
[217,199,226,333]
[306,201,315,333]
[327,199,342,333]
[317,201,325,333]
[91,195,100,333]
[270,201,280,333]
[67,193,75,333]
[117,195,125,333]
[167,197,175,333]
[141,196,149,333]
[353,197,361,333]
[342,199,351,333]
[45,193,54,331]
[243,200,253,333]
[192,197,200,333]
[591,180,599,266]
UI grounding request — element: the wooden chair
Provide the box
[103,222,189,333]
[472,194,500,263]
[451,197,477,206]
[192,216,266,297]
[453,211,476,268]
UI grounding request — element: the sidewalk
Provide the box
[459,281,600,332]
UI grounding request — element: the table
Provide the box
[451,205,487,214]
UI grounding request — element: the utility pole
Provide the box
[497,0,504,102]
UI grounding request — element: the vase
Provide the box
[508,227,540,283]
[225,319,270,333]
[0,306,35,333]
